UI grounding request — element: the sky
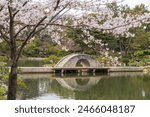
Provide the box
[121,0,150,8]
[33,0,150,9]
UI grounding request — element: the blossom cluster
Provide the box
[0,0,150,55]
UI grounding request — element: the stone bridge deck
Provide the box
[17,67,144,73]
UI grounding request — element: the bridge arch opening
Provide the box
[76,79,90,85]
[76,59,90,67]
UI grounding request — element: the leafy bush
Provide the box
[128,59,145,66]
[0,86,6,99]
[0,56,8,62]
[23,37,70,57]
[0,63,27,99]
[0,61,8,99]
[134,50,144,57]
[94,56,111,66]
[128,50,150,66]
[44,55,62,66]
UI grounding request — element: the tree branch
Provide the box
[0,5,4,11]
[54,0,60,11]
[13,1,28,18]
[14,25,29,38]
[16,16,47,62]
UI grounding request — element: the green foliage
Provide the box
[144,66,150,72]
[23,36,69,57]
[128,59,145,66]
[66,28,89,53]
[17,78,28,90]
[125,4,149,15]
[23,39,38,56]
[134,50,144,56]
[0,56,9,79]
[131,28,150,50]
[145,24,150,32]
[90,29,119,51]
[0,86,6,99]
[121,26,150,65]
[0,56,27,99]
[127,50,150,66]
[105,4,150,66]
[66,28,119,55]
[0,59,8,99]
[94,56,111,66]
[106,2,121,17]
[0,56,8,63]
[44,55,62,66]
[0,41,10,57]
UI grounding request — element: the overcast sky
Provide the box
[121,0,150,8]
[33,0,150,8]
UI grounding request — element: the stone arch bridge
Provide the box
[55,54,101,67]
[19,54,144,74]
[52,54,143,74]
[53,54,107,74]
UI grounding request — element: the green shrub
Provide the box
[128,59,145,66]
[94,56,111,66]
[134,50,144,56]
[0,85,6,96]
[0,56,8,62]
[0,61,8,99]
[44,55,61,66]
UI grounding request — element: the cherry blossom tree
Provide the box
[0,0,150,100]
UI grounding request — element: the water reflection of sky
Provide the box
[32,93,74,100]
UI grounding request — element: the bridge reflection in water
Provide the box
[17,73,105,99]
[17,73,150,100]
[56,78,101,91]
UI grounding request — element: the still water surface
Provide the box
[17,73,150,100]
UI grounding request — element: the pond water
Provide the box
[17,73,150,100]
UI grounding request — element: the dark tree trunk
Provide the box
[7,65,18,100]
[4,0,48,100]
